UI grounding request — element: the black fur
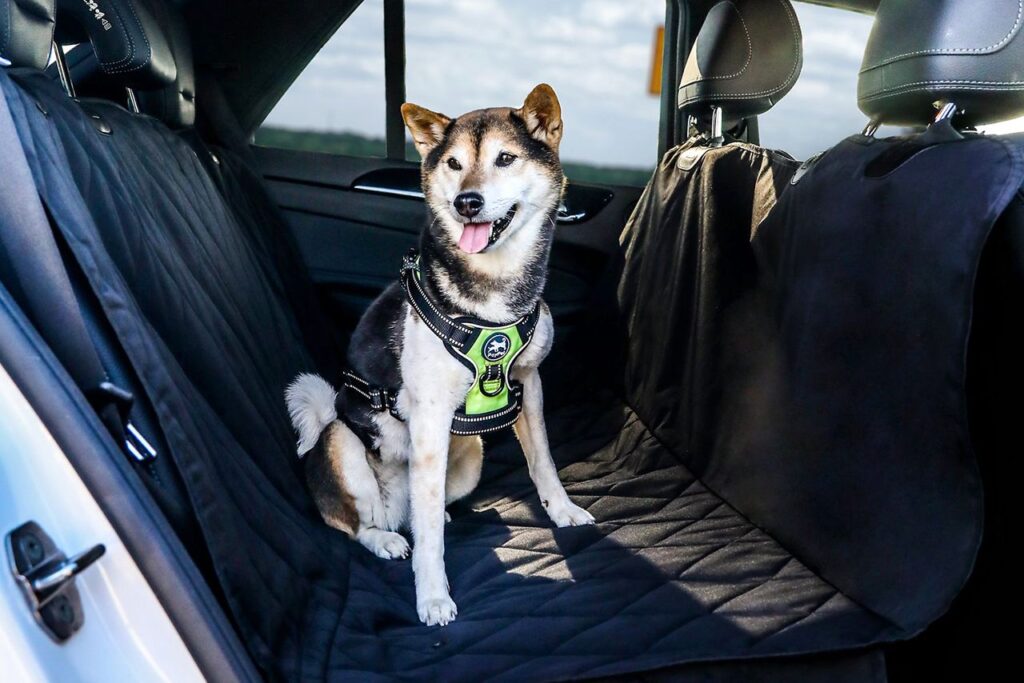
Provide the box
[338,107,561,448]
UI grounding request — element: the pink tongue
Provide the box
[458,223,491,254]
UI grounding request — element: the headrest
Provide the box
[678,0,803,120]
[53,0,174,89]
[133,0,194,128]
[0,0,55,70]
[859,0,1024,126]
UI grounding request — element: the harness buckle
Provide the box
[368,387,389,412]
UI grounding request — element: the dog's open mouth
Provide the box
[458,204,518,254]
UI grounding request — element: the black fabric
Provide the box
[54,0,175,89]
[624,129,1023,635]
[620,138,799,464]
[859,0,1024,126]
[678,0,802,120]
[0,0,54,69]
[1,65,897,680]
[1,59,1008,683]
[0,76,132,452]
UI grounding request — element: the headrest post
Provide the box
[859,0,1024,127]
[862,118,881,138]
[51,41,75,99]
[933,101,959,124]
[710,106,723,139]
[125,88,140,114]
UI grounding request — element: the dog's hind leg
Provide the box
[306,421,410,560]
[445,435,484,513]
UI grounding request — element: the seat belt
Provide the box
[0,84,156,463]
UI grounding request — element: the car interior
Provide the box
[0,0,1019,681]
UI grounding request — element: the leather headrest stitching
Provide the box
[0,0,56,70]
[53,0,175,89]
[859,0,1024,126]
[678,0,803,120]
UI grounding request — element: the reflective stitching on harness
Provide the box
[346,251,540,436]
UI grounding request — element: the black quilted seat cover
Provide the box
[1,65,1013,681]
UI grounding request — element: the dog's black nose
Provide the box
[454,192,484,218]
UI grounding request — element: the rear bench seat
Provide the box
[0,0,1000,681]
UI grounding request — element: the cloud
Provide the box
[264,0,905,167]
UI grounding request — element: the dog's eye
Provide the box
[446,157,462,171]
[496,152,517,168]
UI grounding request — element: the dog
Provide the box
[285,84,594,627]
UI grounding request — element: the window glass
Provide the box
[757,4,906,160]
[979,117,1024,135]
[256,1,387,156]
[404,0,664,185]
[257,0,665,186]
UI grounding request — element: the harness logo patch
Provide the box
[483,333,511,362]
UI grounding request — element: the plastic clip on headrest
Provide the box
[0,0,56,70]
[54,0,175,89]
[678,0,803,125]
[859,0,1024,127]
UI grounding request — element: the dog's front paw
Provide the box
[547,499,595,528]
[360,529,410,560]
[417,593,458,626]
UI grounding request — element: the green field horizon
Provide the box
[255,126,654,187]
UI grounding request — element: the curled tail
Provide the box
[285,373,338,456]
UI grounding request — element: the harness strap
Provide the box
[343,251,542,436]
[400,252,475,350]
[341,369,401,419]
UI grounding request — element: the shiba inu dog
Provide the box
[286,84,594,627]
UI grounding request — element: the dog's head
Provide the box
[402,84,564,256]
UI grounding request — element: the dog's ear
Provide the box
[402,103,451,158]
[515,84,563,151]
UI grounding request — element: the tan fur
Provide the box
[401,103,452,157]
[515,83,563,149]
[305,422,360,534]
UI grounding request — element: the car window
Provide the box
[256,1,387,156]
[256,0,665,186]
[756,3,905,160]
[403,0,664,185]
[979,117,1024,135]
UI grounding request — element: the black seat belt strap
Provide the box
[0,85,155,463]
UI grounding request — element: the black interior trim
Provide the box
[383,0,406,160]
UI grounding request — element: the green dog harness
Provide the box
[342,251,540,435]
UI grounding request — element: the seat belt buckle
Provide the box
[89,381,134,418]
[88,382,157,463]
[124,422,157,463]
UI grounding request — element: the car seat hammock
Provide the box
[342,250,540,435]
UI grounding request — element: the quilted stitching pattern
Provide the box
[328,403,896,681]
[1,71,900,681]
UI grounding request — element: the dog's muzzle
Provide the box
[488,204,518,245]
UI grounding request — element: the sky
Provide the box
[262,1,982,168]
